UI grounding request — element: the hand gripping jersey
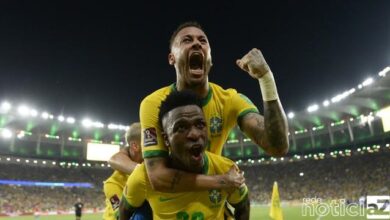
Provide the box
[140,82,258,158]
[122,152,249,220]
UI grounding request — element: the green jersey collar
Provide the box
[169,83,212,106]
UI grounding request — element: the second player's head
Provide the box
[159,90,207,173]
[168,21,213,89]
[125,122,143,163]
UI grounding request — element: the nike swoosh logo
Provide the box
[159,196,177,202]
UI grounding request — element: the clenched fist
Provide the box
[236,48,271,79]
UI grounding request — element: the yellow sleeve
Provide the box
[122,164,147,208]
[227,184,249,205]
[228,91,259,124]
[139,94,169,158]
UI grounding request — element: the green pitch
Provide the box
[0,206,374,219]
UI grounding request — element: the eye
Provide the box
[199,38,207,44]
[174,123,188,133]
[182,38,192,43]
[195,121,206,129]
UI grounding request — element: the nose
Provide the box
[187,126,202,140]
[191,40,202,50]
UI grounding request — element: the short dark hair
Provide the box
[158,90,203,129]
[169,21,204,50]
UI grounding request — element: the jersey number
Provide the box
[176,211,204,220]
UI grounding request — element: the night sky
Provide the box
[0,1,389,124]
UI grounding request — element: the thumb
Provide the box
[236,59,243,68]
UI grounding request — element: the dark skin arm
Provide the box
[145,157,244,192]
[119,198,136,220]
[232,198,251,220]
[108,147,138,174]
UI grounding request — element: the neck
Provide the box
[169,155,203,174]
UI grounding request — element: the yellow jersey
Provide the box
[103,171,129,220]
[140,82,258,158]
[122,152,249,220]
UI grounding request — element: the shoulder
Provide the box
[209,82,239,98]
[205,152,236,173]
[141,85,172,106]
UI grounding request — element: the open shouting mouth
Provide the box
[188,52,204,76]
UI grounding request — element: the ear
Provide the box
[161,132,170,147]
[168,53,175,66]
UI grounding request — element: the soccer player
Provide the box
[138,21,289,192]
[74,198,84,220]
[103,122,150,220]
[119,91,250,220]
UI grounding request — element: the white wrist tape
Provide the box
[259,72,279,101]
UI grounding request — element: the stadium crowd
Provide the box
[243,150,390,204]
[0,150,389,214]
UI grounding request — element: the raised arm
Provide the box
[108,148,138,175]
[236,48,289,156]
[145,157,244,192]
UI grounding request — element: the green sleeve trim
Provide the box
[143,150,169,158]
[201,153,209,174]
[237,108,259,124]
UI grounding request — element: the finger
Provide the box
[236,59,243,69]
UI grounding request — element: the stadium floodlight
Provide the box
[287,112,295,119]
[0,101,12,113]
[358,84,363,89]
[41,112,49,119]
[18,105,30,116]
[58,115,65,122]
[322,100,330,107]
[307,104,319,113]
[30,109,38,117]
[362,77,374,87]
[1,128,13,139]
[299,172,304,177]
[108,124,118,130]
[52,162,56,165]
[82,118,93,128]
[57,115,65,122]
[378,66,390,77]
[66,117,75,124]
[93,121,104,128]
[16,158,20,162]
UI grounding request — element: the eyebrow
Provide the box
[180,34,206,39]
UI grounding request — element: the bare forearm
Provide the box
[263,100,289,156]
[108,153,138,174]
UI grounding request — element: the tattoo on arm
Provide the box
[170,171,182,191]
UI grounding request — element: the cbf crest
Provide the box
[208,189,222,204]
[209,116,222,136]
